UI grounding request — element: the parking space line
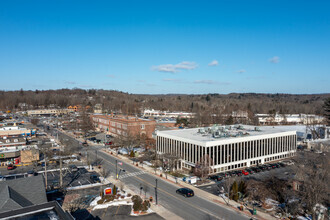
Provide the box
[115,206,120,215]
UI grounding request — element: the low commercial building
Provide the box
[256,113,325,125]
[156,125,297,173]
[143,109,195,119]
[91,114,156,139]
[0,126,36,138]
[27,109,74,116]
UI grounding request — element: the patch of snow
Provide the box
[93,201,133,210]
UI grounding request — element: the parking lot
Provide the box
[198,162,295,196]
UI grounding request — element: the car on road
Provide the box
[176,188,194,197]
[90,174,101,183]
[7,164,15,170]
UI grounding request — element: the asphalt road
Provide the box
[46,127,250,220]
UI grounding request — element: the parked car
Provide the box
[246,168,254,174]
[90,175,101,183]
[88,137,97,142]
[274,163,281,168]
[235,170,243,176]
[82,141,88,146]
[242,170,249,175]
[69,165,78,172]
[209,175,223,181]
[278,162,286,167]
[27,170,37,177]
[259,165,268,171]
[7,164,15,170]
[176,188,194,197]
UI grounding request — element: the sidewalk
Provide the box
[102,149,276,220]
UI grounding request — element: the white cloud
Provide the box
[152,61,198,73]
[237,69,246,73]
[193,80,230,85]
[269,56,280,63]
[208,60,219,66]
[162,78,181,82]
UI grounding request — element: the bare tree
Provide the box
[193,154,213,180]
[292,151,330,219]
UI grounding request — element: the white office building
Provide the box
[156,125,297,173]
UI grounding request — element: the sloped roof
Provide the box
[0,175,47,213]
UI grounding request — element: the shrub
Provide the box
[127,193,132,197]
[121,195,125,199]
[141,200,150,212]
[97,198,105,204]
[132,195,143,211]
[104,194,115,202]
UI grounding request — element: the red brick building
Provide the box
[91,114,156,139]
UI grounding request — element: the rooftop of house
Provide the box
[0,175,47,213]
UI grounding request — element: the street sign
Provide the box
[104,188,112,195]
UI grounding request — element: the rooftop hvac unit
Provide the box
[254,127,261,131]
[198,128,206,134]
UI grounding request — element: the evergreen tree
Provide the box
[130,150,135,157]
[238,180,247,198]
[231,181,239,201]
[323,98,330,125]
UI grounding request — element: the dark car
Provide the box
[259,165,268,171]
[209,175,222,182]
[90,175,101,183]
[246,168,254,174]
[7,164,15,170]
[234,171,243,176]
[88,137,97,142]
[27,170,38,177]
[176,188,194,197]
[278,162,286,167]
[252,167,262,172]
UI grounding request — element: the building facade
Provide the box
[91,114,156,139]
[156,125,297,174]
[27,109,74,116]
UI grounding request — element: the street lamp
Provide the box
[155,179,158,205]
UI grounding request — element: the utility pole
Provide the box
[116,159,118,179]
[60,155,63,187]
[155,179,158,205]
[44,153,47,189]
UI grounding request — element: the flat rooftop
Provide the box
[157,125,300,144]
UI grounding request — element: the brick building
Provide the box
[91,114,156,139]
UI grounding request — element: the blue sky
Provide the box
[0,0,329,94]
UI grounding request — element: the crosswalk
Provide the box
[119,170,147,179]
